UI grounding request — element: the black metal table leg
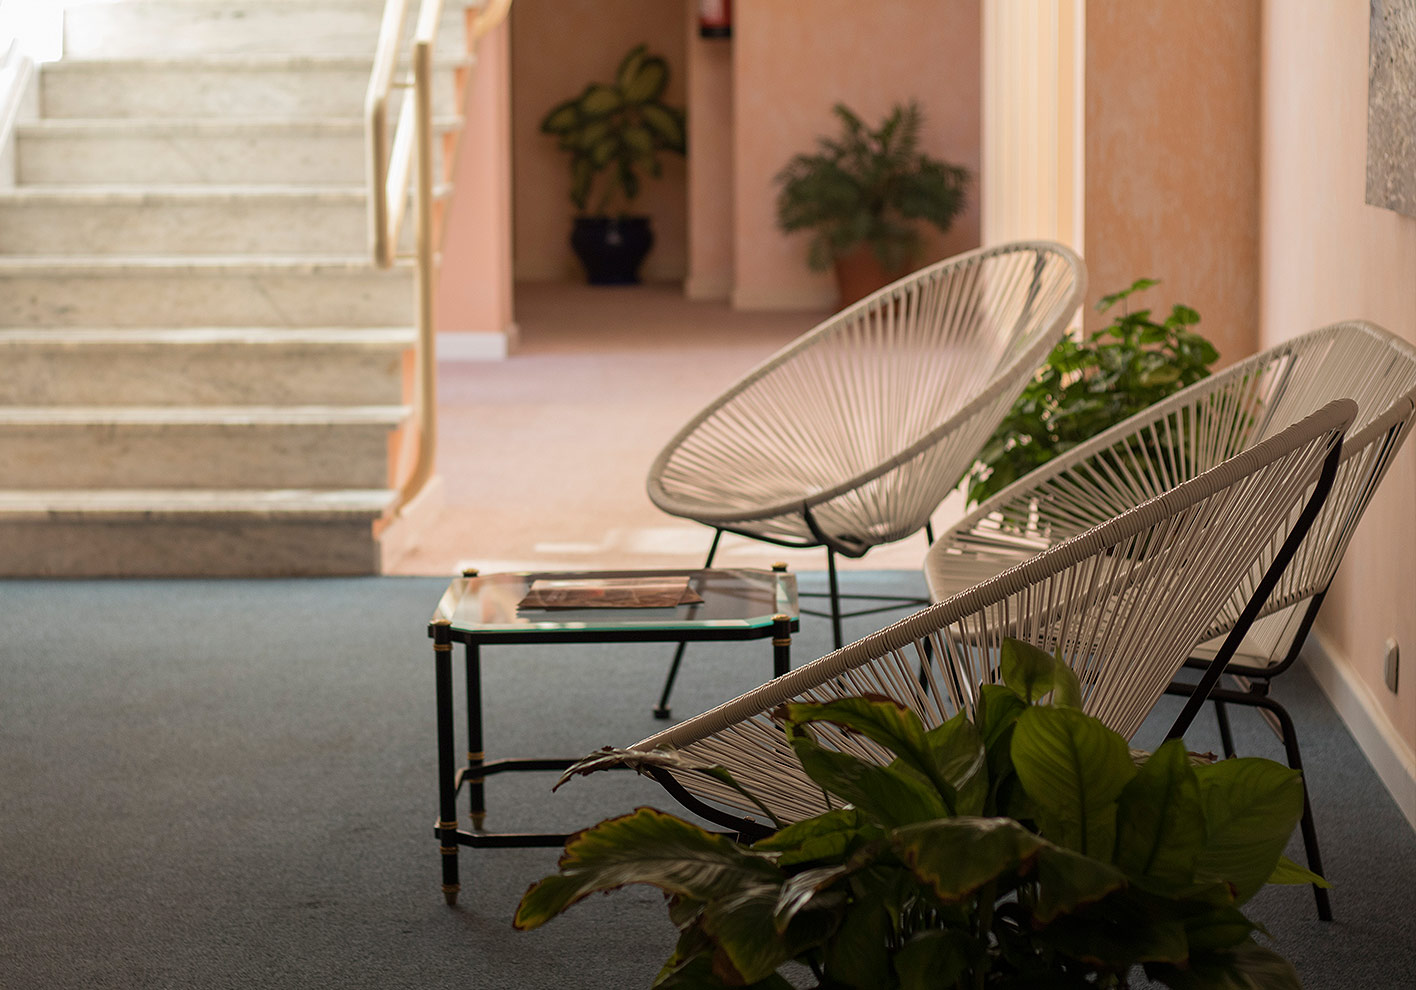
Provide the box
[431,618,460,906]
[465,642,486,830]
[772,613,792,679]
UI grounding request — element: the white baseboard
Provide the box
[436,323,518,361]
[731,284,835,312]
[1302,630,1416,830]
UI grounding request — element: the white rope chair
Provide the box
[924,321,1416,920]
[645,241,1085,717]
[630,401,1352,841]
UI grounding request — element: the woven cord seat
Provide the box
[924,320,1416,920]
[644,241,1085,716]
[629,401,1352,842]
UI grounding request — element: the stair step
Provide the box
[0,256,415,328]
[0,489,394,577]
[0,327,413,405]
[64,0,474,59]
[0,186,396,255]
[39,53,466,120]
[15,117,457,186]
[0,405,408,490]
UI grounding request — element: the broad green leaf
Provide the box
[539,99,579,134]
[514,808,779,930]
[924,713,989,816]
[1039,910,1189,967]
[1051,659,1083,709]
[786,697,960,813]
[1114,738,1206,883]
[785,720,950,827]
[615,44,648,93]
[569,155,595,211]
[642,104,685,152]
[772,865,850,930]
[622,55,669,104]
[751,807,874,866]
[1266,854,1331,888]
[1144,939,1302,990]
[1000,638,1061,702]
[656,953,794,989]
[699,883,826,985]
[574,118,611,150]
[893,929,975,990]
[578,83,622,117]
[893,816,1047,902]
[1033,845,1127,923]
[976,683,1026,748]
[1192,758,1305,904]
[1180,904,1260,953]
[590,135,618,167]
[822,896,893,990]
[622,124,655,155]
[1011,706,1135,856]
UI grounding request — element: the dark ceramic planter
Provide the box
[570,216,655,285]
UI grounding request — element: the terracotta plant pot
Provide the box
[832,244,911,308]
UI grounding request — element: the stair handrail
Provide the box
[365,0,511,516]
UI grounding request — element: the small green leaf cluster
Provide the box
[515,640,1321,989]
[539,44,687,215]
[966,278,1221,507]
[774,102,970,273]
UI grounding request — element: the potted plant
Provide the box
[516,640,1322,988]
[775,101,970,307]
[539,43,687,285]
[965,278,1221,507]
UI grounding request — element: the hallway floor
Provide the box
[385,281,969,577]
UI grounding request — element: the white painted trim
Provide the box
[435,323,517,361]
[1302,630,1416,831]
[731,285,835,312]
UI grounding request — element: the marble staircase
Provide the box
[0,0,472,575]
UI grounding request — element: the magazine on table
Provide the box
[517,575,704,610]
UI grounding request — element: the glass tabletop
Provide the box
[431,568,798,635]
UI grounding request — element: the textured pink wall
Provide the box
[1083,0,1260,365]
[509,0,688,283]
[1261,0,1416,749]
[733,0,982,310]
[435,18,513,338]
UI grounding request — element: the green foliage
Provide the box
[516,638,1322,988]
[774,102,970,273]
[539,44,687,215]
[965,278,1221,507]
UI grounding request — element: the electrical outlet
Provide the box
[1383,638,1400,693]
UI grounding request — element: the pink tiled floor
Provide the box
[384,281,966,576]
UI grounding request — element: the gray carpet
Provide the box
[1,574,1412,989]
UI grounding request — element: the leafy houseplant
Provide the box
[965,278,1221,507]
[516,640,1323,989]
[774,101,970,307]
[539,44,687,285]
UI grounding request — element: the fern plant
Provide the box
[774,101,970,273]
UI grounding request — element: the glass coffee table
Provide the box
[426,566,799,905]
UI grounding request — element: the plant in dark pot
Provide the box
[539,43,687,285]
[517,640,1323,988]
[775,101,970,307]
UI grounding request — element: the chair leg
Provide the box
[653,530,722,719]
[826,546,843,651]
[1253,693,1333,922]
[1214,698,1237,759]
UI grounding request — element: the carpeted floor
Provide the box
[2,575,1413,989]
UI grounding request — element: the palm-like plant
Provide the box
[775,101,970,273]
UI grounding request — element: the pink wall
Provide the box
[732,0,982,311]
[684,20,734,301]
[509,0,688,283]
[1083,0,1260,364]
[434,17,514,342]
[1261,0,1416,751]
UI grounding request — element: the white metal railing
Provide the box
[365,0,510,514]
